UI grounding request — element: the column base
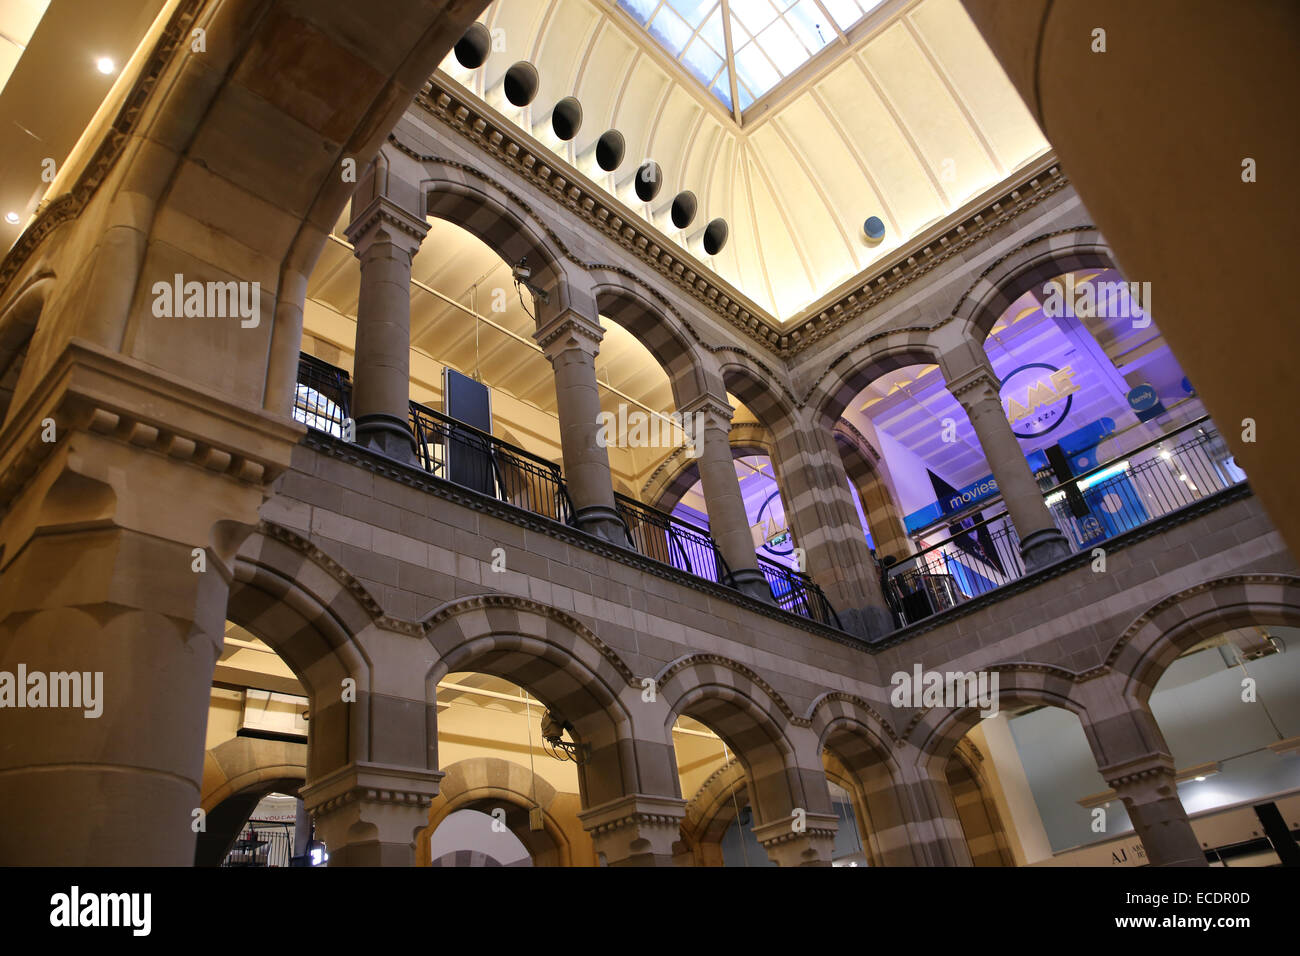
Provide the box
[1018,527,1072,572]
[573,504,630,546]
[728,567,774,603]
[356,413,417,464]
[839,605,897,640]
[577,793,687,866]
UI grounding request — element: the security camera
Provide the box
[540,710,564,742]
[512,260,532,283]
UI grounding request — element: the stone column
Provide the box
[1101,753,1206,867]
[946,363,1071,570]
[300,762,444,867]
[344,195,429,462]
[0,343,298,865]
[682,394,771,602]
[900,760,975,866]
[535,311,626,544]
[753,812,839,866]
[771,409,895,637]
[577,794,687,866]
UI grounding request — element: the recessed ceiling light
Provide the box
[96,57,116,75]
[4,212,19,224]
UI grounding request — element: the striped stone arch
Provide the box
[421,595,662,810]
[230,522,383,779]
[591,272,716,409]
[948,227,1114,343]
[716,348,799,435]
[642,423,774,514]
[417,757,571,867]
[906,664,1089,766]
[201,736,307,813]
[806,334,943,428]
[808,693,918,865]
[420,170,598,325]
[0,272,54,427]
[1105,573,1300,707]
[680,758,749,866]
[947,740,1016,867]
[833,419,911,562]
[655,654,828,828]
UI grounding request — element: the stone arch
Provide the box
[946,740,1015,867]
[809,693,918,865]
[419,166,598,326]
[833,419,911,562]
[230,522,385,779]
[907,665,1089,766]
[643,430,774,516]
[949,228,1114,344]
[196,735,307,866]
[591,272,717,410]
[1105,573,1300,708]
[0,272,54,427]
[656,655,825,831]
[716,348,798,436]
[680,758,749,866]
[806,335,943,428]
[422,595,653,811]
[417,757,576,867]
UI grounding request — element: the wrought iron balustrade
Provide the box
[885,417,1245,627]
[614,493,731,584]
[757,556,843,629]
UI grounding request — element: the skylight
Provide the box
[617,0,885,114]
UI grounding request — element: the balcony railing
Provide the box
[758,556,843,630]
[292,355,844,630]
[221,820,294,868]
[615,492,731,583]
[885,417,1245,627]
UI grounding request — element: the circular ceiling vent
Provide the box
[703,218,729,256]
[864,216,886,243]
[551,97,583,141]
[635,161,663,202]
[595,130,625,171]
[671,191,698,230]
[454,23,491,69]
[503,62,539,107]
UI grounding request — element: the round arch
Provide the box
[420,168,598,327]
[422,595,646,810]
[196,735,308,867]
[1107,573,1300,708]
[948,228,1115,344]
[644,432,774,515]
[418,757,574,867]
[806,336,943,429]
[591,272,717,410]
[656,655,823,829]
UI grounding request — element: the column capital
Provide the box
[679,392,735,429]
[946,365,1002,406]
[577,793,687,866]
[534,310,604,360]
[299,761,445,815]
[344,194,430,259]
[1098,750,1179,798]
[752,812,839,866]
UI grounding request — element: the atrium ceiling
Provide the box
[443,0,1049,320]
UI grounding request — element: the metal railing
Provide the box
[615,493,730,583]
[409,402,575,526]
[221,820,294,868]
[758,556,843,629]
[885,418,1245,626]
[291,355,845,628]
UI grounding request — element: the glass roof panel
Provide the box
[618,0,879,115]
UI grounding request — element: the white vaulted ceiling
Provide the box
[442,0,1049,322]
